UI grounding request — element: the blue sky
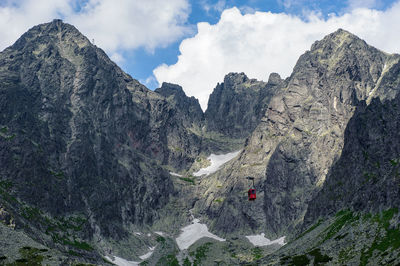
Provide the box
[124,0,361,88]
[0,0,399,109]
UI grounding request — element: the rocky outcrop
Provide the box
[155,82,203,127]
[154,82,204,169]
[205,72,282,140]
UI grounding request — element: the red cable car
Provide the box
[247,177,256,201]
[248,188,256,201]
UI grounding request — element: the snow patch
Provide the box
[106,246,156,265]
[246,233,286,247]
[176,218,225,250]
[139,246,155,260]
[170,172,183,177]
[193,150,240,176]
[105,255,139,266]
[155,231,165,236]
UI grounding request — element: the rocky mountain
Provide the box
[0,19,213,264]
[193,29,400,240]
[2,19,400,265]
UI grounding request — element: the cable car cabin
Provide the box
[248,188,256,201]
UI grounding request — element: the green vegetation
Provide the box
[69,240,93,251]
[290,254,310,265]
[308,248,332,264]
[6,133,16,141]
[389,158,399,167]
[280,248,331,266]
[0,126,8,133]
[51,233,93,251]
[19,204,91,253]
[360,208,400,265]
[183,257,191,266]
[21,206,42,221]
[0,180,13,190]
[363,171,378,183]
[156,236,166,243]
[251,247,263,260]
[6,246,47,265]
[68,250,81,256]
[157,254,179,266]
[190,242,212,265]
[179,177,195,185]
[334,232,348,240]
[0,180,18,204]
[55,216,87,232]
[214,198,224,203]
[321,210,357,243]
[49,170,65,178]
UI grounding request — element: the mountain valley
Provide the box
[1,20,400,265]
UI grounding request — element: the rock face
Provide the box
[155,82,203,127]
[0,20,178,239]
[205,72,282,139]
[306,94,400,223]
[194,29,400,239]
[259,28,394,237]
[154,82,204,169]
[259,93,400,265]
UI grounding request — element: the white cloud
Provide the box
[68,0,191,53]
[154,3,400,110]
[0,0,73,51]
[110,52,125,64]
[0,0,191,57]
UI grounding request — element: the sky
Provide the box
[0,0,399,110]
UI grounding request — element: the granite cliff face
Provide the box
[259,90,400,266]
[205,72,282,140]
[154,82,204,169]
[193,29,400,238]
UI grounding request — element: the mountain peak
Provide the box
[10,19,91,53]
[310,28,364,53]
[267,72,282,85]
[157,82,186,96]
[223,72,249,86]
